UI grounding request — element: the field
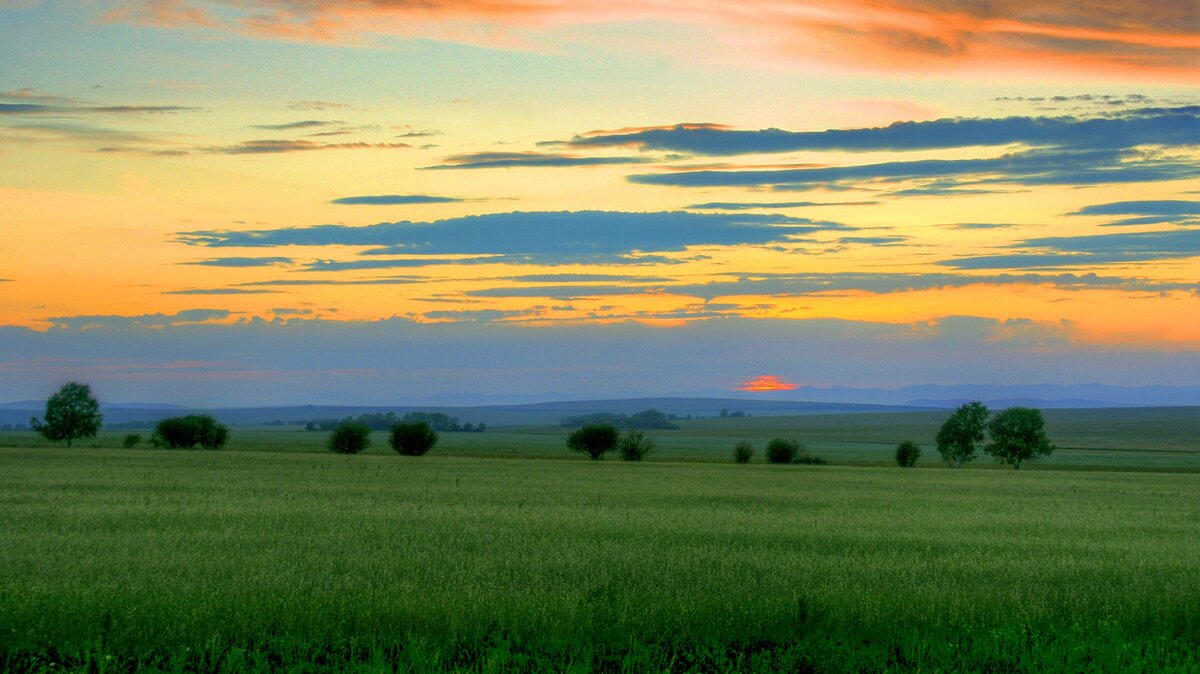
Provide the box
[2,409,1199,672]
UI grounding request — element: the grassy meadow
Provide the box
[2,409,1199,672]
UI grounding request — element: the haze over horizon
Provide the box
[2,1,1197,406]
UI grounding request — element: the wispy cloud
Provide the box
[566,108,1200,156]
[331,194,466,205]
[98,1,1200,76]
[181,257,294,267]
[250,119,338,130]
[46,309,232,331]
[630,148,1200,191]
[687,200,878,210]
[464,271,1197,300]
[427,151,653,170]
[940,229,1200,269]
[176,210,854,266]
[164,288,283,294]
[203,139,412,154]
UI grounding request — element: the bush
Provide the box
[766,438,801,464]
[328,421,371,454]
[567,423,619,460]
[152,415,228,449]
[895,440,921,467]
[734,441,754,463]
[617,429,654,461]
[390,421,437,456]
[794,452,827,465]
[122,433,141,448]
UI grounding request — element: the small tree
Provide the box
[122,433,142,448]
[935,401,989,468]
[152,415,228,449]
[31,382,103,447]
[985,407,1055,469]
[617,429,654,461]
[390,421,437,456]
[895,440,921,467]
[567,423,618,460]
[328,421,371,454]
[766,438,801,464]
[734,441,754,464]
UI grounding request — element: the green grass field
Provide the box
[2,410,1199,672]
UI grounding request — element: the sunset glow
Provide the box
[0,1,1196,404]
[736,376,801,392]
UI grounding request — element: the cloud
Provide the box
[426,151,653,170]
[97,1,1200,77]
[203,139,412,154]
[687,200,878,210]
[182,257,294,267]
[250,120,338,130]
[164,288,283,295]
[423,308,541,322]
[45,309,232,331]
[235,277,427,286]
[331,194,466,205]
[630,147,1200,191]
[6,314,1197,407]
[565,108,1200,156]
[287,100,351,111]
[940,229,1200,269]
[939,223,1022,230]
[464,271,1198,300]
[177,210,854,265]
[1068,200,1200,226]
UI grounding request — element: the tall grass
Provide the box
[1,447,1198,671]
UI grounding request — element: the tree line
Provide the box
[304,411,485,433]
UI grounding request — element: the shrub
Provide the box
[895,440,921,467]
[390,421,437,456]
[766,438,801,464]
[567,423,619,460]
[152,415,229,449]
[794,452,828,465]
[617,429,654,461]
[734,441,754,463]
[328,421,371,454]
[121,433,141,448]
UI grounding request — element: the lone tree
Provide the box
[328,421,371,454]
[390,421,437,456]
[935,401,989,468]
[985,407,1055,469]
[894,440,921,467]
[152,415,229,449]
[31,382,103,447]
[567,423,618,460]
[617,429,654,461]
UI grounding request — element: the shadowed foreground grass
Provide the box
[1,447,1198,672]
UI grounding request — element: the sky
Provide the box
[0,0,1197,406]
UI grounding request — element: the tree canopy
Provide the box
[31,382,103,447]
[935,401,989,468]
[567,424,619,460]
[985,407,1055,469]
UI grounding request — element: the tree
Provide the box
[152,415,229,449]
[733,441,754,464]
[766,438,800,464]
[31,382,103,447]
[390,421,437,456]
[935,401,989,468]
[328,421,371,454]
[617,429,654,461]
[567,423,618,460]
[985,407,1055,469]
[894,440,921,467]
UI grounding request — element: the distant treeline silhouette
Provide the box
[560,408,680,430]
[305,411,485,433]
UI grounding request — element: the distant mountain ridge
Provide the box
[4,384,1199,429]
